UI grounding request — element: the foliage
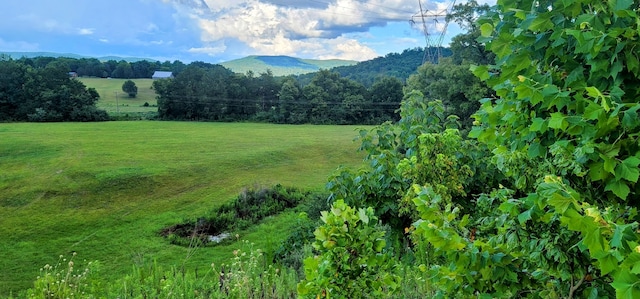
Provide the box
[154,63,401,124]
[298,47,452,88]
[297,199,400,298]
[108,241,298,298]
[121,80,137,98]
[327,91,494,230]
[26,254,98,299]
[406,58,493,131]
[0,59,109,122]
[24,244,299,298]
[469,0,640,296]
[162,185,318,246]
[446,0,495,65]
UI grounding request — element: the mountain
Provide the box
[219,55,357,76]
[0,51,156,62]
[295,47,452,87]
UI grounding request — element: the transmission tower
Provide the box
[412,0,456,64]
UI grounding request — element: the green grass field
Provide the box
[78,78,158,114]
[0,122,366,296]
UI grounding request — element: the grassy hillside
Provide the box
[220,55,357,76]
[79,78,157,115]
[0,122,366,296]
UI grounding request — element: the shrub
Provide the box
[297,199,400,298]
[162,185,311,246]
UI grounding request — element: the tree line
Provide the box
[6,55,186,79]
[0,59,108,122]
[153,65,404,124]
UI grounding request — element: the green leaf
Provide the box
[613,0,634,11]
[480,23,493,37]
[549,112,567,130]
[585,102,604,120]
[612,271,640,299]
[616,157,640,183]
[518,208,533,224]
[586,86,603,98]
[470,65,490,81]
[358,208,370,224]
[622,105,640,129]
[530,118,546,132]
[605,179,631,199]
[528,14,551,31]
[548,193,573,214]
[611,223,636,248]
[528,142,544,158]
[600,253,619,275]
[468,127,483,138]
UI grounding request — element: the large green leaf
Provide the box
[612,271,640,299]
[549,112,568,130]
[605,179,631,199]
[616,156,640,183]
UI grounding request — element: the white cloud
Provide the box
[164,0,485,60]
[78,28,94,35]
[188,44,227,56]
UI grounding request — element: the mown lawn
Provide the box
[78,78,157,114]
[0,122,366,296]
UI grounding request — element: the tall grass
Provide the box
[0,122,366,297]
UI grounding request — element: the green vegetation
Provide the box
[155,67,402,124]
[164,185,319,246]
[0,59,108,122]
[121,80,138,98]
[0,122,365,296]
[322,0,640,297]
[78,78,157,115]
[298,200,400,298]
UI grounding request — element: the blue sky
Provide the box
[0,0,492,63]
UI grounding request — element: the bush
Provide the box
[297,200,400,298]
[162,185,311,246]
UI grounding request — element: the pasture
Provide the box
[78,78,158,114]
[0,122,366,296]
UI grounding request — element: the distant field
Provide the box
[0,122,367,296]
[79,78,158,114]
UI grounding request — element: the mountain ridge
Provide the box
[0,51,157,63]
[219,55,358,76]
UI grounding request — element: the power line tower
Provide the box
[411,0,456,64]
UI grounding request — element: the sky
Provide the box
[0,0,493,63]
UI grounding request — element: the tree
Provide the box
[446,0,494,65]
[122,80,138,98]
[406,58,492,131]
[369,77,403,121]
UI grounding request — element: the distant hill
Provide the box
[220,55,357,76]
[296,47,452,87]
[0,51,156,62]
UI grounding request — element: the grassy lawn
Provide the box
[0,122,367,296]
[78,78,158,114]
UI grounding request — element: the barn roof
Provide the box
[152,71,173,79]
